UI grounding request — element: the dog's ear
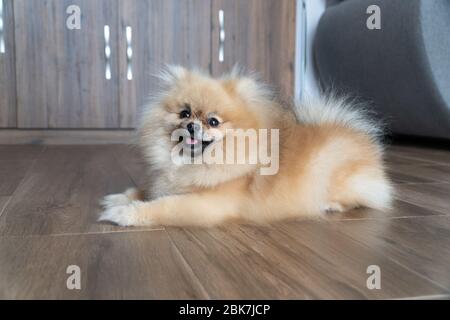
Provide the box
[221,66,273,104]
[157,65,189,87]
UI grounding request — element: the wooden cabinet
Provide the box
[211,0,296,99]
[118,0,211,128]
[2,0,296,130]
[0,0,16,128]
[14,0,120,128]
[118,0,296,128]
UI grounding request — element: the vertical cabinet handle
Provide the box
[104,25,112,80]
[126,26,133,80]
[302,0,307,77]
[0,0,5,54]
[296,0,307,100]
[218,10,225,63]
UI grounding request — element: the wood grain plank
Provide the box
[112,143,147,189]
[0,144,448,299]
[333,216,450,291]
[0,146,160,235]
[328,198,443,221]
[0,129,134,145]
[168,221,444,299]
[395,183,450,215]
[0,0,17,128]
[403,294,450,300]
[118,0,212,128]
[385,146,450,183]
[168,226,313,299]
[14,0,120,128]
[388,145,450,166]
[0,145,44,196]
[0,197,10,218]
[211,0,296,98]
[385,151,435,167]
[388,168,436,184]
[274,219,448,297]
[0,231,207,299]
[0,145,44,161]
[388,164,450,184]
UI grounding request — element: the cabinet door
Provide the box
[0,0,16,128]
[118,0,211,128]
[14,0,119,128]
[211,0,296,99]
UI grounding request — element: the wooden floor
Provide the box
[0,143,449,299]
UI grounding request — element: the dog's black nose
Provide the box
[187,122,200,135]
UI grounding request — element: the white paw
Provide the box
[100,193,132,208]
[98,204,138,226]
[322,202,345,213]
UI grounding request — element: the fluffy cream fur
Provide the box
[99,66,393,227]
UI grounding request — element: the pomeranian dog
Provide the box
[99,66,392,227]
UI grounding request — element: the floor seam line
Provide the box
[388,153,450,166]
[387,256,450,293]
[392,196,448,215]
[334,214,449,222]
[165,229,212,299]
[0,196,12,220]
[0,228,167,238]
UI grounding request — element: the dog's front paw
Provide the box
[98,203,139,226]
[322,202,345,213]
[100,193,132,208]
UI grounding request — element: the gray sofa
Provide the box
[314,0,450,139]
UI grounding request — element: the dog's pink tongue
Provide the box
[186,137,199,145]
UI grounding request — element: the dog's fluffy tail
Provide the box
[295,94,382,141]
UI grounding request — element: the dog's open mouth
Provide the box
[178,135,214,153]
[185,137,213,149]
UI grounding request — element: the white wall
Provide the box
[295,0,327,100]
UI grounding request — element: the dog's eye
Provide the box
[179,110,191,119]
[208,117,220,127]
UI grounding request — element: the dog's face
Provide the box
[163,78,239,157]
[141,67,269,160]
